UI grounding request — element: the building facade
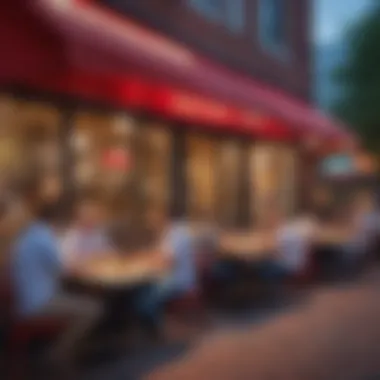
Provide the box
[0,0,352,237]
[97,0,311,101]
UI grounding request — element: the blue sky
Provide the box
[315,0,372,45]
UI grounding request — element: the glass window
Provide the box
[258,0,288,55]
[276,146,297,218]
[251,144,297,224]
[0,96,62,193]
[72,112,136,216]
[188,0,225,21]
[250,144,279,226]
[186,134,219,222]
[189,0,245,33]
[225,0,245,33]
[137,123,172,218]
[215,140,241,227]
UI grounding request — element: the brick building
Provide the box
[0,0,353,231]
[99,0,311,100]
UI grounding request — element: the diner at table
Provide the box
[340,194,380,271]
[2,165,380,378]
[257,212,316,284]
[133,209,199,339]
[59,194,114,265]
[7,172,103,378]
[216,205,369,285]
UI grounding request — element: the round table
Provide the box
[65,250,169,335]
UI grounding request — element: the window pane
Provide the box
[188,0,225,21]
[226,0,245,33]
[250,144,278,226]
[186,134,218,222]
[73,112,136,215]
[258,0,286,51]
[215,140,241,227]
[0,97,61,189]
[276,146,297,218]
[138,123,171,218]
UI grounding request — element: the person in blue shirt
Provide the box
[135,208,198,339]
[9,174,102,371]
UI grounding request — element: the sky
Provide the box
[315,0,372,45]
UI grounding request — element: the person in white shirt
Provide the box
[135,210,197,337]
[60,196,114,266]
[275,216,315,274]
[258,212,315,282]
[344,195,380,266]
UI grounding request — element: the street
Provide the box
[82,267,380,380]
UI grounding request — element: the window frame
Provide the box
[188,0,245,34]
[225,0,245,34]
[257,0,290,59]
[188,0,225,22]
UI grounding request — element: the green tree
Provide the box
[332,2,380,152]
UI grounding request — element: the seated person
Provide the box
[60,195,114,265]
[194,223,219,270]
[9,174,102,373]
[258,212,315,283]
[344,195,380,266]
[135,209,197,336]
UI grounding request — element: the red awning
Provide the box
[19,67,292,140]
[31,0,354,143]
[5,0,354,146]
[0,1,293,141]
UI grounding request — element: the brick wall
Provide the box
[94,0,312,102]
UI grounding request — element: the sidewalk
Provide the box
[147,269,380,380]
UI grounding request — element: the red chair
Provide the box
[0,272,12,326]
[3,273,65,380]
[8,316,66,379]
[166,290,204,317]
[287,248,318,287]
[165,248,210,322]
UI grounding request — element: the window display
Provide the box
[250,144,278,225]
[0,96,62,192]
[216,140,241,227]
[250,143,297,224]
[276,146,297,217]
[0,94,300,235]
[137,123,171,217]
[73,112,136,211]
[186,134,218,222]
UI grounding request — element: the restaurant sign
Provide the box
[102,148,131,171]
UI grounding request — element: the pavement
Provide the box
[82,267,380,380]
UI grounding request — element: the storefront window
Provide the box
[250,143,297,225]
[137,123,172,218]
[73,112,136,215]
[216,140,241,227]
[250,143,278,226]
[186,134,219,222]
[0,96,62,193]
[276,146,297,218]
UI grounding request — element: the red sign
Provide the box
[102,148,131,170]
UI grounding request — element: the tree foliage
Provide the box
[332,1,380,152]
